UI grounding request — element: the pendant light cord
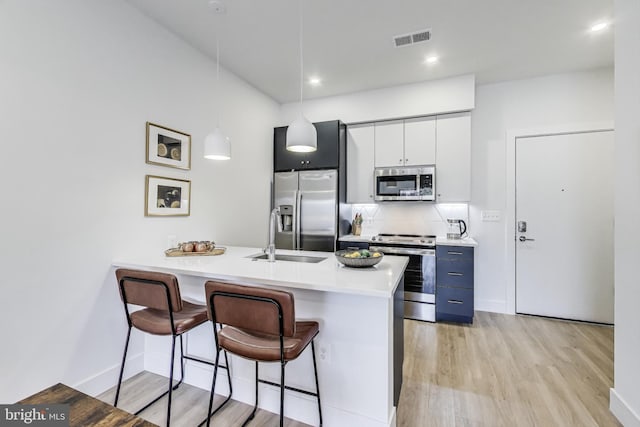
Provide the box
[216,28,220,128]
[299,0,304,116]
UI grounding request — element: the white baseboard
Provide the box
[388,406,397,427]
[475,298,508,314]
[610,388,640,427]
[71,352,144,397]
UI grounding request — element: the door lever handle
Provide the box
[518,236,535,242]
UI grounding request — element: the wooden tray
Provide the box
[165,247,226,257]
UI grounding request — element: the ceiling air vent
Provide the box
[393,29,431,48]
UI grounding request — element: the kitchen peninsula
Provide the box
[111,246,407,427]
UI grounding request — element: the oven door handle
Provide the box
[370,246,435,256]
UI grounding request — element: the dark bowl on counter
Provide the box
[335,249,384,268]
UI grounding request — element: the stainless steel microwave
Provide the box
[374,165,435,201]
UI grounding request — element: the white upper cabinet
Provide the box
[404,116,436,166]
[374,120,404,167]
[348,112,471,203]
[347,124,376,203]
[435,112,471,202]
[374,118,436,167]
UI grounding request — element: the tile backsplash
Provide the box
[350,203,469,237]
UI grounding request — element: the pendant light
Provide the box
[286,0,317,152]
[204,2,231,160]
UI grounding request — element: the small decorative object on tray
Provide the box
[165,240,225,257]
[335,249,383,268]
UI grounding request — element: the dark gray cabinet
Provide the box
[274,120,346,171]
[435,245,474,323]
[393,275,404,406]
[337,241,369,250]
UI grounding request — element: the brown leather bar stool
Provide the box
[114,268,231,427]
[204,281,322,427]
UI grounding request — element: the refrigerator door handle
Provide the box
[295,190,302,250]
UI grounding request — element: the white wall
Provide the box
[282,68,614,314]
[280,74,475,125]
[610,0,640,424]
[472,69,614,312]
[349,203,469,238]
[0,0,279,402]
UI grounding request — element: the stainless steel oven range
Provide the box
[370,234,435,322]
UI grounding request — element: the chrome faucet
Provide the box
[265,207,282,262]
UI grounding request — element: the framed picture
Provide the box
[146,122,191,170]
[145,175,191,217]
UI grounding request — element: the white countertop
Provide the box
[435,236,478,247]
[112,246,408,299]
[339,234,478,247]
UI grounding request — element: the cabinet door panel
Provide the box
[274,126,305,172]
[435,112,471,201]
[309,120,340,169]
[374,120,404,167]
[347,124,375,203]
[274,121,341,171]
[436,286,474,317]
[404,116,436,166]
[436,260,474,289]
[436,245,474,261]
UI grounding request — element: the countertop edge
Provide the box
[112,248,409,299]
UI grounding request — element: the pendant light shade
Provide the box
[286,116,317,152]
[286,0,317,152]
[205,3,230,160]
[204,128,231,160]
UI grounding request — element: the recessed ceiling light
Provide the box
[590,22,609,32]
[208,0,226,14]
[309,77,322,86]
[425,56,439,64]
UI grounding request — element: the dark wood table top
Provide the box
[18,383,157,427]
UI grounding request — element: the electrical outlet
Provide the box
[318,343,331,364]
[481,210,501,222]
[167,235,178,248]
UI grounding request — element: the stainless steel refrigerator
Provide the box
[273,170,344,252]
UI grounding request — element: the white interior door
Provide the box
[515,130,614,324]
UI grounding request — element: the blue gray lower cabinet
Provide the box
[436,245,474,323]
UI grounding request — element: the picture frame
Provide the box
[146,122,191,170]
[145,175,191,217]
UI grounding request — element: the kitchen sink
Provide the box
[248,253,327,263]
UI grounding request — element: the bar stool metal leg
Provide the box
[115,328,181,427]
[114,325,132,407]
[165,335,177,427]
[172,334,185,391]
[205,347,221,427]
[311,340,323,426]
[279,361,286,427]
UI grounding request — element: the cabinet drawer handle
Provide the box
[448,251,464,255]
[447,272,463,276]
[447,299,464,305]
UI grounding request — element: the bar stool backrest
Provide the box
[205,281,296,337]
[116,268,183,312]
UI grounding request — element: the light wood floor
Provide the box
[97,372,311,427]
[99,311,620,427]
[398,312,620,427]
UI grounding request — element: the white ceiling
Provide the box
[126,0,614,104]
